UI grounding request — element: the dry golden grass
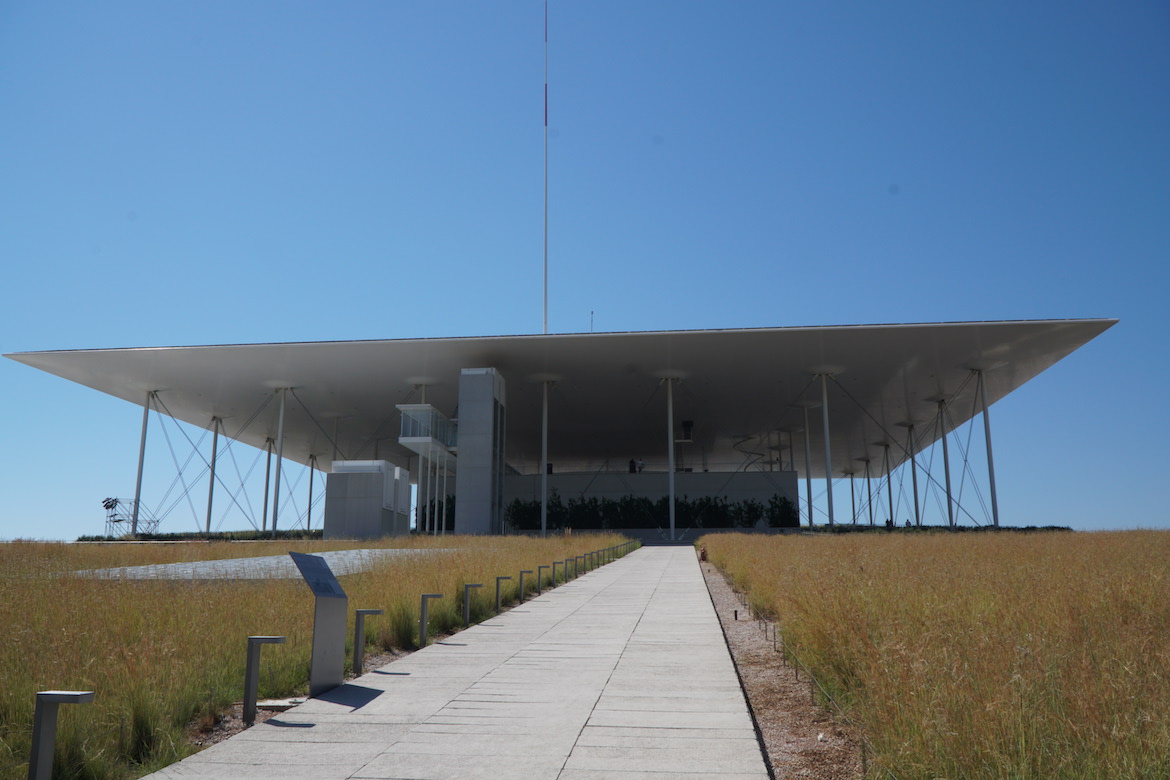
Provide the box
[0,534,630,779]
[700,530,1170,780]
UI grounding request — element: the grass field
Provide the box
[700,530,1170,780]
[0,534,630,779]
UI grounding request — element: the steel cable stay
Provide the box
[154,412,205,527]
[208,393,276,531]
[944,396,992,527]
[830,373,993,527]
[278,459,328,531]
[289,389,348,463]
[215,445,264,532]
[152,422,207,520]
[153,392,274,530]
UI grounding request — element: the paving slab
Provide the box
[141,546,769,779]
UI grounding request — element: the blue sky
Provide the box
[1,1,1166,539]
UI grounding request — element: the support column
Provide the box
[204,417,220,536]
[864,458,874,526]
[666,378,676,541]
[440,456,448,535]
[848,471,856,525]
[802,407,813,527]
[978,370,1001,528]
[131,391,153,537]
[884,442,894,526]
[271,388,287,533]
[261,438,273,532]
[939,399,955,528]
[907,425,921,527]
[430,454,439,534]
[306,455,316,530]
[819,375,835,526]
[541,381,549,537]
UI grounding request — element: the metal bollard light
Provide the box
[552,560,562,584]
[463,583,483,627]
[243,637,286,727]
[28,691,94,780]
[519,570,533,602]
[419,594,443,648]
[537,565,550,593]
[495,576,512,612]
[353,609,384,677]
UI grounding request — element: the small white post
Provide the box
[29,691,94,780]
[353,609,383,676]
[419,594,443,648]
[495,576,512,612]
[463,583,483,627]
[243,637,285,726]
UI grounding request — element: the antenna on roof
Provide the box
[542,0,549,335]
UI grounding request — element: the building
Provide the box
[5,319,1115,540]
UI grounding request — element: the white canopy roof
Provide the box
[6,319,1115,478]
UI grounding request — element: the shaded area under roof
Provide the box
[6,319,1115,479]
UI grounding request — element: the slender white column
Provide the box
[440,456,448,535]
[666,378,676,541]
[306,455,316,530]
[430,454,439,534]
[865,458,874,526]
[884,443,894,526]
[541,381,549,537]
[907,426,921,526]
[978,370,1001,528]
[204,417,220,535]
[416,454,427,533]
[271,389,287,533]
[802,407,813,527]
[819,375,835,526]
[849,472,856,525]
[261,438,272,532]
[939,399,955,527]
[131,391,153,537]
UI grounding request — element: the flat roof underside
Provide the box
[7,320,1115,479]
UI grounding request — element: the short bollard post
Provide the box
[552,560,562,584]
[495,576,512,612]
[243,636,286,727]
[419,594,443,648]
[577,555,584,574]
[463,583,483,627]
[28,690,94,780]
[519,570,533,602]
[564,558,573,579]
[353,609,383,677]
[537,564,550,593]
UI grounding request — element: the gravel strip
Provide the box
[701,557,864,779]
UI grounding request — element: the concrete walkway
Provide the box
[149,547,769,779]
